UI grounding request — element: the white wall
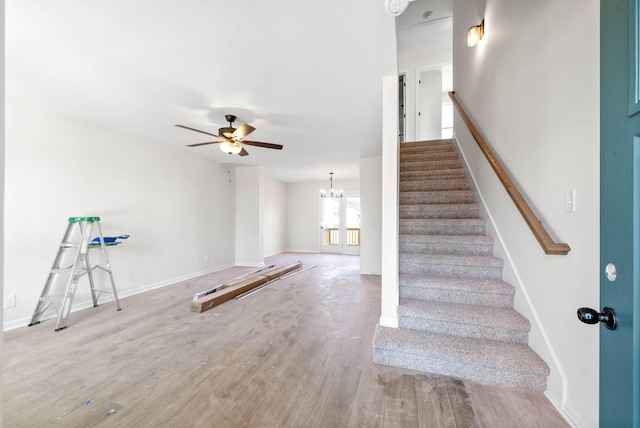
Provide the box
[264,176,287,257]
[4,98,237,329]
[286,179,359,253]
[359,157,382,275]
[452,1,599,426]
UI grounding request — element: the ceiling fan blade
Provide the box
[233,123,255,140]
[238,147,249,156]
[175,124,221,138]
[186,141,221,147]
[242,140,283,150]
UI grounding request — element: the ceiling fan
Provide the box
[176,115,283,156]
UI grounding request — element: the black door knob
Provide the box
[577,307,617,330]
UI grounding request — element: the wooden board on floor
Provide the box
[257,262,302,281]
[191,263,301,313]
[191,276,268,312]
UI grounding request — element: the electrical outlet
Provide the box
[4,294,16,309]
[204,256,209,264]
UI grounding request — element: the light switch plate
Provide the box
[565,190,576,212]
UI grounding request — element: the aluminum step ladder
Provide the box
[29,217,122,331]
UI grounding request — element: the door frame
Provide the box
[415,63,452,141]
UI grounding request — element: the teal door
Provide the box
[600,1,640,426]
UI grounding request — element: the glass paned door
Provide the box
[320,195,361,254]
[321,197,341,252]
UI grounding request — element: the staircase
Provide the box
[373,139,550,391]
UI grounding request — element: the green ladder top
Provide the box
[68,216,100,223]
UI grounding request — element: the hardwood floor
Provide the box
[3,253,569,427]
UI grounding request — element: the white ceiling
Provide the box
[398,0,453,30]
[6,1,398,183]
[397,0,453,54]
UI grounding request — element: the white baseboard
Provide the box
[283,248,318,254]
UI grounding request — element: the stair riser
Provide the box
[399,260,503,279]
[400,205,479,219]
[400,179,469,192]
[400,191,475,205]
[398,317,529,344]
[400,286,514,307]
[399,242,493,256]
[373,350,547,392]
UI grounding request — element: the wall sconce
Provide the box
[467,20,484,47]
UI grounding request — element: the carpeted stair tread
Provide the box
[400,169,466,181]
[398,299,530,343]
[400,203,479,219]
[401,143,456,153]
[400,178,470,192]
[401,159,462,172]
[373,325,549,391]
[400,190,475,205]
[399,253,504,279]
[399,274,515,307]
[400,151,459,162]
[400,139,454,151]
[400,234,494,245]
[399,234,494,256]
[399,253,504,268]
[399,218,486,235]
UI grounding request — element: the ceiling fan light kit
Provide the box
[176,114,283,157]
[219,140,243,155]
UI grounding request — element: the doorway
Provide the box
[320,195,361,255]
[416,65,453,141]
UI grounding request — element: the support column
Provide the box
[380,75,399,327]
[235,166,265,267]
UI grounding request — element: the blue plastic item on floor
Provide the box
[91,235,130,244]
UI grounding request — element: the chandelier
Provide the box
[320,172,343,198]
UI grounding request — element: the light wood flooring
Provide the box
[3,253,570,427]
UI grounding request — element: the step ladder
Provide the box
[29,217,122,331]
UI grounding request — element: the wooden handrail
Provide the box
[449,91,570,255]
